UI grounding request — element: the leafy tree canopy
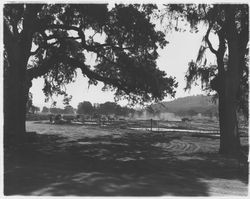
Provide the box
[64,105,75,114]
[4,4,177,106]
[77,101,93,115]
[42,106,49,113]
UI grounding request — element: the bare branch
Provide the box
[205,25,218,55]
[90,31,98,39]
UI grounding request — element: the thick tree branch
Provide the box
[39,23,133,51]
[46,35,81,41]
[216,28,227,75]
[27,56,58,79]
[20,4,43,36]
[41,24,81,32]
[63,57,131,94]
[30,35,80,55]
[38,23,87,47]
[30,41,60,56]
[27,55,130,94]
[205,25,218,55]
[92,43,134,50]
[19,4,44,63]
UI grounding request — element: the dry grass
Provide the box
[4,120,249,196]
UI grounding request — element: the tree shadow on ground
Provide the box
[4,130,248,196]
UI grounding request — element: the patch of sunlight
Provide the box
[130,127,219,134]
[176,156,205,161]
[117,157,137,161]
[29,182,64,196]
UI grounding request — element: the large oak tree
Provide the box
[165,4,248,155]
[4,4,177,142]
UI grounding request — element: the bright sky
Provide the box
[30,5,218,109]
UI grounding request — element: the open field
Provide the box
[4,120,249,196]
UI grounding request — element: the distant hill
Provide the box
[150,95,218,117]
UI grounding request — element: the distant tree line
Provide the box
[77,101,135,117]
[38,98,219,118]
[41,101,135,117]
[41,105,75,115]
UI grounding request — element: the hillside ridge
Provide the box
[150,95,218,116]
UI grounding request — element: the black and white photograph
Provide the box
[2,0,249,197]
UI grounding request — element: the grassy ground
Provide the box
[4,120,249,196]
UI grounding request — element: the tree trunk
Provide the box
[218,76,240,155]
[4,61,31,145]
[4,7,36,145]
[214,5,244,156]
[218,25,241,155]
[3,38,32,145]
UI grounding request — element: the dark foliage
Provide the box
[4,4,177,106]
[77,101,93,115]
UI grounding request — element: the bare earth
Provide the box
[4,121,249,196]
